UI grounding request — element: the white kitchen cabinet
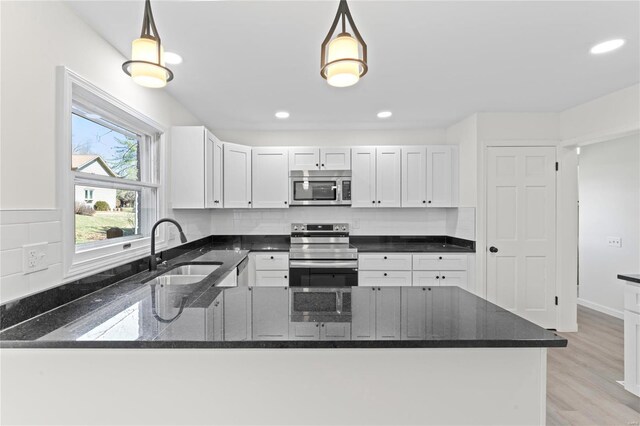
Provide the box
[359,253,412,271]
[358,271,412,287]
[352,287,401,340]
[624,310,640,396]
[413,271,468,289]
[401,287,428,340]
[351,147,377,207]
[251,252,289,287]
[223,287,252,341]
[402,146,427,207]
[412,271,440,287]
[255,270,289,287]
[289,147,351,171]
[223,142,252,208]
[321,322,351,340]
[376,146,402,207]
[252,287,289,340]
[171,126,223,209]
[352,146,401,208]
[426,146,459,207]
[254,253,289,270]
[413,254,467,271]
[289,322,321,340]
[252,147,289,208]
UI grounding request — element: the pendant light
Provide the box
[122,0,173,88]
[320,0,368,88]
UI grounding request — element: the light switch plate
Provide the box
[23,242,48,274]
[607,237,622,248]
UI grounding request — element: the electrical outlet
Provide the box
[607,237,622,248]
[22,242,48,274]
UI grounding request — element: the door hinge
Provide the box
[555,162,559,171]
[555,296,559,306]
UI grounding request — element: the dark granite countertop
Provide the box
[1,242,565,348]
[618,274,640,285]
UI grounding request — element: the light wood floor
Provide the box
[547,305,640,425]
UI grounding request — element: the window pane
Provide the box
[71,113,140,181]
[75,186,142,246]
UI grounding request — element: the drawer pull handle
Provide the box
[383,273,388,276]
[442,276,446,279]
[439,256,442,260]
[384,256,388,260]
[270,256,274,259]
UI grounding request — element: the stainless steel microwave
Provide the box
[289,170,352,206]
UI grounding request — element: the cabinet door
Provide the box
[351,287,376,340]
[439,271,468,289]
[624,311,640,397]
[252,147,289,208]
[359,271,412,287]
[376,287,401,340]
[255,270,289,287]
[376,146,402,207]
[211,294,224,341]
[321,148,351,170]
[289,147,319,171]
[223,287,252,341]
[212,137,224,208]
[252,287,289,340]
[412,271,440,287]
[402,146,427,207]
[426,146,458,207]
[351,147,377,208]
[223,143,252,208]
[321,322,352,340]
[171,126,206,209]
[289,322,321,340]
[401,287,428,340]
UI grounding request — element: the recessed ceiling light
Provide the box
[275,111,290,119]
[164,52,183,65]
[590,39,625,55]
[377,111,392,119]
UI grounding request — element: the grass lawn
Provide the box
[75,210,137,244]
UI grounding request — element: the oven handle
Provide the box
[289,260,358,269]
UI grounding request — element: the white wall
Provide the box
[0,1,204,303]
[578,134,640,317]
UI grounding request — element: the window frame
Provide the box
[58,67,167,281]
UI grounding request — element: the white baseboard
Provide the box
[577,298,624,319]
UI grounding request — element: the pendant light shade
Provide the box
[321,0,367,88]
[122,0,173,88]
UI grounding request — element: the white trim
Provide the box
[57,67,167,282]
[577,298,624,320]
[561,126,640,148]
[0,209,61,225]
[73,172,160,190]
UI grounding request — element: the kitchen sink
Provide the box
[147,275,208,286]
[166,264,221,276]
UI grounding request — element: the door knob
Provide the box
[489,246,499,253]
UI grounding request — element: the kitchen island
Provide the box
[0,241,564,425]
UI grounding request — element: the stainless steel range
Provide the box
[289,223,358,287]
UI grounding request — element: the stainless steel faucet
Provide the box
[149,218,187,271]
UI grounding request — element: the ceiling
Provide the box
[68,1,639,131]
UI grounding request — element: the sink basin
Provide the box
[147,275,208,286]
[166,264,220,276]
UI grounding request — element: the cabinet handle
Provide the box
[372,200,375,204]
[428,200,432,204]
[321,163,325,167]
[270,256,274,259]
[284,275,288,279]
[372,287,375,291]
[321,323,325,327]
[442,276,446,279]
[439,256,442,260]
[422,287,426,291]
[383,256,388,260]
[436,276,440,279]
[377,201,381,204]
[384,273,387,276]
[214,301,220,307]
[377,287,381,291]
[284,201,288,205]
[422,200,426,204]
[316,323,319,327]
[315,163,319,167]
[248,201,252,205]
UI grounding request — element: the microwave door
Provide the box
[293,180,337,202]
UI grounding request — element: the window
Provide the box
[59,68,165,279]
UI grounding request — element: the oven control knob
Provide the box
[341,226,346,231]
[293,226,298,231]
[334,225,339,231]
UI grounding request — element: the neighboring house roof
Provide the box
[71,154,117,177]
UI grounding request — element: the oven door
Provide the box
[290,178,341,205]
[289,260,358,287]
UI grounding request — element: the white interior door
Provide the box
[486,146,557,328]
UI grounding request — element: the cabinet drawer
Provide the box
[412,254,467,271]
[412,271,440,287]
[254,270,289,287]
[254,253,289,270]
[625,285,640,315]
[358,271,412,287]
[440,271,468,290]
[359,254,412,271]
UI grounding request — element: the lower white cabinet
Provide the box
[255,271,289,287]
[223,287,252,341]
[624,284,640,397]
[412,271,468,289]
[351,287,401,340]
[401,287,428,340]
[288,322,351,340]
[251,287,289,340]
[358,271,412,287]
[250,252,289,287]
[413,254,467,271]
[359,253,412,271]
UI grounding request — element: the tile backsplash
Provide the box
[0,210,63,304]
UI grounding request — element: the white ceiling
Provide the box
[67,1,639,131]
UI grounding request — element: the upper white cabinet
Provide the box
[252,147,289,209]
[401,146,427,207]
[171,126,223,209]
[426,146,459,207]
[223,143,252,208]
[289,147,351,171]
[352,146,401,208]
